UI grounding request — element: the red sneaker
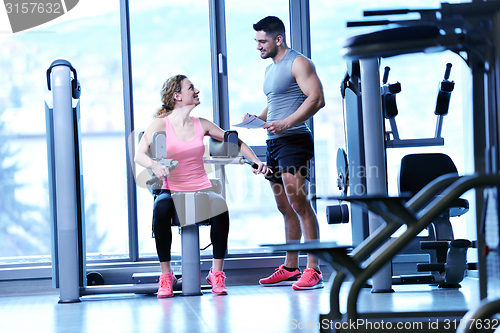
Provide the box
[292,268,324,290]
[259,265,301,286]
[206,268,228,295]
[157,272,177,298]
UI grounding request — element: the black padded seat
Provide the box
[399,153,469,217]
[343,25,445,59]
[400,153,457,196]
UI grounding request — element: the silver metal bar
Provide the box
[80,284,158,296]
[181,193,203,296]
[119,0,139,262]
[435,114,444,138]
[203,157,244,165]
[359,58,393,293]
[51,65,81,303]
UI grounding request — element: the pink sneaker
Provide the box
[292,268,324,290]
[206,268,228,295]
[157,272,177,298]
[259,265,301,286]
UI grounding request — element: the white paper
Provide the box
[232,115,266,129]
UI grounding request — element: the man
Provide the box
[250,16,325,290]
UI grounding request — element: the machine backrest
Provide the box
[399,153,458,197]
[138,131,167,160]
[209,130,239,158]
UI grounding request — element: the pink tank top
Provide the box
[162,116,212,192]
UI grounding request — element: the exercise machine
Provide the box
[268,1,500,331]
[134,130,218,297]
[270,173,500,332]
[334,60,466,288]
[46,59,166,301]
[46,59,254,301]
[395,152,474,287]
[381,64,473,287]
[133,129,253,296]
[46,59,86,303]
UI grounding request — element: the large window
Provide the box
[132,0,293,256]
[224,1,291,251]
[226,0,289,146]
[0,1,125,263]
[128,0,213,258]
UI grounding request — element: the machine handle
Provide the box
[145,159,179,188]
[444,63,452,80]
[420,240,449,250]
[46,59,81,99]
[435,63,455,116]
[47,59,77,91]
[364,9,412,16]
[363,8,437,17]
[417,263,445,272]
[163,159,179,172]
[242,158,259,169]
[382,66,390,84]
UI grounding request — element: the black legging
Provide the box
[152,189,230,262]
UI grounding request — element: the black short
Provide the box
[265,132,314,184]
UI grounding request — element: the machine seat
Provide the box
[169,178,223,227]
[399,153,469,217]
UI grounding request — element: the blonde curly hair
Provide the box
[154,74,187,118]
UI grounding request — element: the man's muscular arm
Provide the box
[263,56,325,135]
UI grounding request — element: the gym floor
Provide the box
[0,276,481,333]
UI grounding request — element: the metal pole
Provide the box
[469,46,488,300]
[343,61,370,246]
[119,0,139,261]
[289,0,317,211]
[359,58,393,293]
[51,64,81,303]
[180,193,202,296]
[209,0,229,130]
[208,0,229,198]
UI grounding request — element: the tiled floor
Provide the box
[0,276,482,333]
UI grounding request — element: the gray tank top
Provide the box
[263,48,310,139]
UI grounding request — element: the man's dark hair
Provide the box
[253,16,285,40]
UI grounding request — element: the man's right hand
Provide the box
[243,113,258,121]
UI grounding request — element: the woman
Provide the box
[135,74,271,297]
